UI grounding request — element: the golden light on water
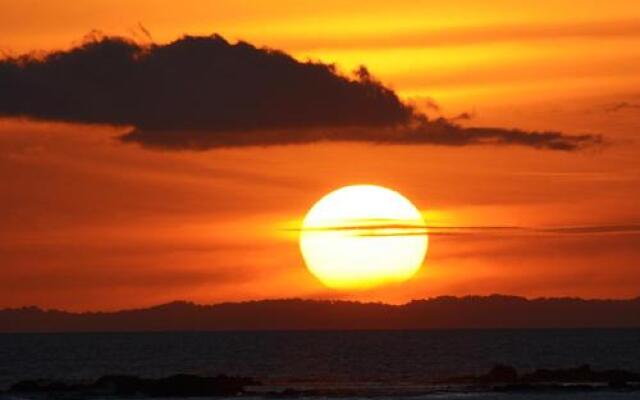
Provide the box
[300,185,428,289]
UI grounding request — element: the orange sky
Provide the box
[1,1,639,310]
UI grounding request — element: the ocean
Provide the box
[1,329,639,399]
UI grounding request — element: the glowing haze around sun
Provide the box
[300,185,428,289]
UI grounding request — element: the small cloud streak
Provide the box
[295,222,640,237]
[0,34,602,151]
[603,101,640,113]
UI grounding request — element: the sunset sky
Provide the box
[1,0,640,311]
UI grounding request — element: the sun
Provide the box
[300,185,428,289]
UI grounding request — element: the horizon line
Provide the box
[5,293,640,314]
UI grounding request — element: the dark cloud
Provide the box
[0,34,602,151]
[121,116,600,151]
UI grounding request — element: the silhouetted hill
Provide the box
[1,295,639,332]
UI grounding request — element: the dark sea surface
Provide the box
[1,329,640,399]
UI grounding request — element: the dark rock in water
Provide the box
[439,364,640,388]
[522,364,594,383]
[92,375,146,395]
[9,373,260,397]
[495,383,599,392]
[439,364,519,384]
[480,364,519,383]
[492,383,537,392]
[10,379,81,392]
[521,364,640,385]
[141,374,259,397]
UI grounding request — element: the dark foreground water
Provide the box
[1,329,639,399]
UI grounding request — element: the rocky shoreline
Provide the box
[440,364,640,387]
[7,374,260,398]
[4,365,640,398]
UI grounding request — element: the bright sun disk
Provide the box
[300,184,428,289]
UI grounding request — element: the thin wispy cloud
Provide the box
[293,220,640,237]
[603,101,640,113]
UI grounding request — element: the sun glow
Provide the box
[300,185,428,289]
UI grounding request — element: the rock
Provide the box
[437,364,519,385]
[9,373,260,397]
[10,379,77,392]
[439,364,640,388]
[522,364,640,384]
[522,364,593,383]
[143,374,258,397]
[480,364,519,383]
[92,375,147,395]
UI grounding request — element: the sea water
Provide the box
[1,329,639,398]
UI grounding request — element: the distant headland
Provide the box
[1,295,639,332]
